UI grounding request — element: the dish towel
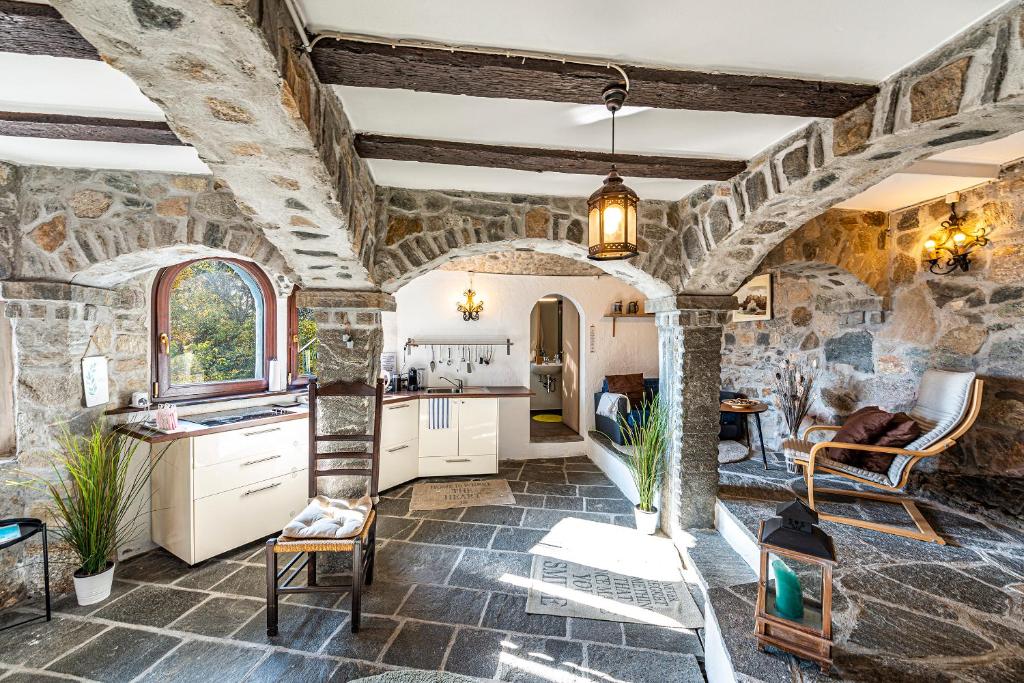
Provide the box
[597,392,630,420]
[282,494,372,539]
[428,397,451,429]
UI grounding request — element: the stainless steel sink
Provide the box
[424,387,463,394]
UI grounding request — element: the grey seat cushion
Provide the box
[783,439,891,486]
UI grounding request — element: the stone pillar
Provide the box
[648,295,735,533]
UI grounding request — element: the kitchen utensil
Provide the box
[430,346,436,372]
[447,347,453,366]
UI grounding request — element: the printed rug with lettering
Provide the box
[409,479,516,511]
[525,556,704,627]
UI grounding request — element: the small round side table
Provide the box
[720,400,771,470]
[0,518,51,632]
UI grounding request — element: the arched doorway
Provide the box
[529,293,583,443]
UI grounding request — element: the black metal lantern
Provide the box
[923,200,990,275]
[588,84,638,261]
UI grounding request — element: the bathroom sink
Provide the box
[531,363,562,376]
[424,387,463,394]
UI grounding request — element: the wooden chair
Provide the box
[783,370,984,545]
[266,378,384,635]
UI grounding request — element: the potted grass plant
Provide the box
[24,422,158,605]
[618,394,668,535]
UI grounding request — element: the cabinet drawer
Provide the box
[193,447,306,500]
[193,419,306,468]
[379,438,418,492]
[193,469,307,563]
[418,454,497,477]
[381,401,418,448]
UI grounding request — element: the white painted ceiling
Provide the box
[837,130,1024,211]
[0,136,209,174]
[300,0,1012,199]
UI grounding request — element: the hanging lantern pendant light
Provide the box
[588,83,639,261]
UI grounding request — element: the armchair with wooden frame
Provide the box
[265,377,384,635]
[783,370,983,545]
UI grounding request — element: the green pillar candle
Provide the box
[772,559,804,621]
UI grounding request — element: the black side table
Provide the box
[719,400,771,470]
[0,518,51,631]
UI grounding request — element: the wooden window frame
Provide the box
[152,258,277,401]
[286,287,315,388]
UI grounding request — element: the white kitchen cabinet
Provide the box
[457,398,498,457]
[379,401,419,491]
[147,417,308,565]
[417,397,498,476]
[418,398,460,458]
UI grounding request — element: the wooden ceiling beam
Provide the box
[312,40,878,118]
[0,111,182,146]
[354,133,746,181]
[0,0,100,60]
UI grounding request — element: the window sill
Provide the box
[104,388,306,416]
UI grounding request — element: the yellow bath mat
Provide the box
[532,414,563,423]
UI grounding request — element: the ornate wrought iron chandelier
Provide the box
[587,83,639,261]
[456,273,484,321]
[923,200,989,274]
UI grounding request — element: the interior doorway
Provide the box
[528,294,583,443]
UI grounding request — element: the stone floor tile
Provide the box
[168,596,263,638]
[496,634,584,683]
[245,651,336,682]
[543,495,584,511]
[400,584,488,625]
[612,514,637,528]
[519,468,568,484]
[0,614,106,668]
[377,497,411,517]
[409,519,497,548]
[171,560,241,591]
[321,615,399,660]
[578,485,627,499]
[513,493,546,508]
[585,497,635,515]
[327,660,388,682]
[374,541,463,585]
[448,549,532,595]
[376,515,419,540]
[569,617,624,645]
[586,645,703,683]
[210,564,268,598]
[409,506,468,521]
[92,584,207,628]
[233,604,344,652]
[217,540,268,562]
[565,471,613,486]
[622,622,704,655]
[443,627,502,679]
[380,621,454,670]
[482,592,567,637]
[528,481,577,497]
[47,626,181,681]
[564,462,601,472]
[1,671,69,682]
[361,581,413,616]
[491,527,550,553]
[51,579,138,616]
[520,508,612,530]
[115,549,193,583]
[138,639,257,682]
[460,504,526,526]
[507,480,528,492]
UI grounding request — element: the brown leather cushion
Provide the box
[607,373,645,407]
[860,413,922,474]
[827,406,897,465]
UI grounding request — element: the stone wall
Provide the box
[372,187,677,297]
[721,169,1024,516]
[439,251,604,276]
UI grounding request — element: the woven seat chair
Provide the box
[784,370,983,545]
[266,378,384,635]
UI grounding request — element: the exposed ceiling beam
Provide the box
[354,133,747,181]
[0,0,100,60]
[0,111,182,146]
[312,39,878,118]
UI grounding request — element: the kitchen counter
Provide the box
[120,405,308,443]
[383,386,533,404]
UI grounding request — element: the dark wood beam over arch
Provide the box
[312,39,878,118]
[0,0,100,60]
[354,133,747,180]
[0,111,182,146]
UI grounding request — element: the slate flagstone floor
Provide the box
[0,456,705,683]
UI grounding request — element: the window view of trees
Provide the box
[168,260,263,385]
[297,307,318,377]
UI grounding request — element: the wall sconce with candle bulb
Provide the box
[923,195,990,275]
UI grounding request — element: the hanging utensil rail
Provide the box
[404,338,513,355]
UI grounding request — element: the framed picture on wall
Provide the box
[82,356,110,407]
[732,274,773,322]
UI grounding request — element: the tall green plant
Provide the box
[24,422,158,576]
[618,394,669,512]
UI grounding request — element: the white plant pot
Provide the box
[634,505,660,535]
[73,562,115,606]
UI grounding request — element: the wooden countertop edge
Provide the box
[119,410,307,444]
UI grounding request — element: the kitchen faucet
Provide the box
[440,376,464,392]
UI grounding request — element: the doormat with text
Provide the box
[409,479,516,511]
[525,556,704,627]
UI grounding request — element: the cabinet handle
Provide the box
[387,444,410,453]
[387,404,410,410]
[445,458,471,463]
[242,482,282,496]
[242,454,281,466]
[244,427,281,437]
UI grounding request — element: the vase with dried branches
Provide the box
[772,357,819,472]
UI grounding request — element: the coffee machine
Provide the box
[407,368,424,391]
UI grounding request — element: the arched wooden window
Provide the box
[153,258,276,400]
[286,287,319,387]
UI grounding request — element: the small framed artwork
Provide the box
[82,356,110,407]
[732,274,773,322]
